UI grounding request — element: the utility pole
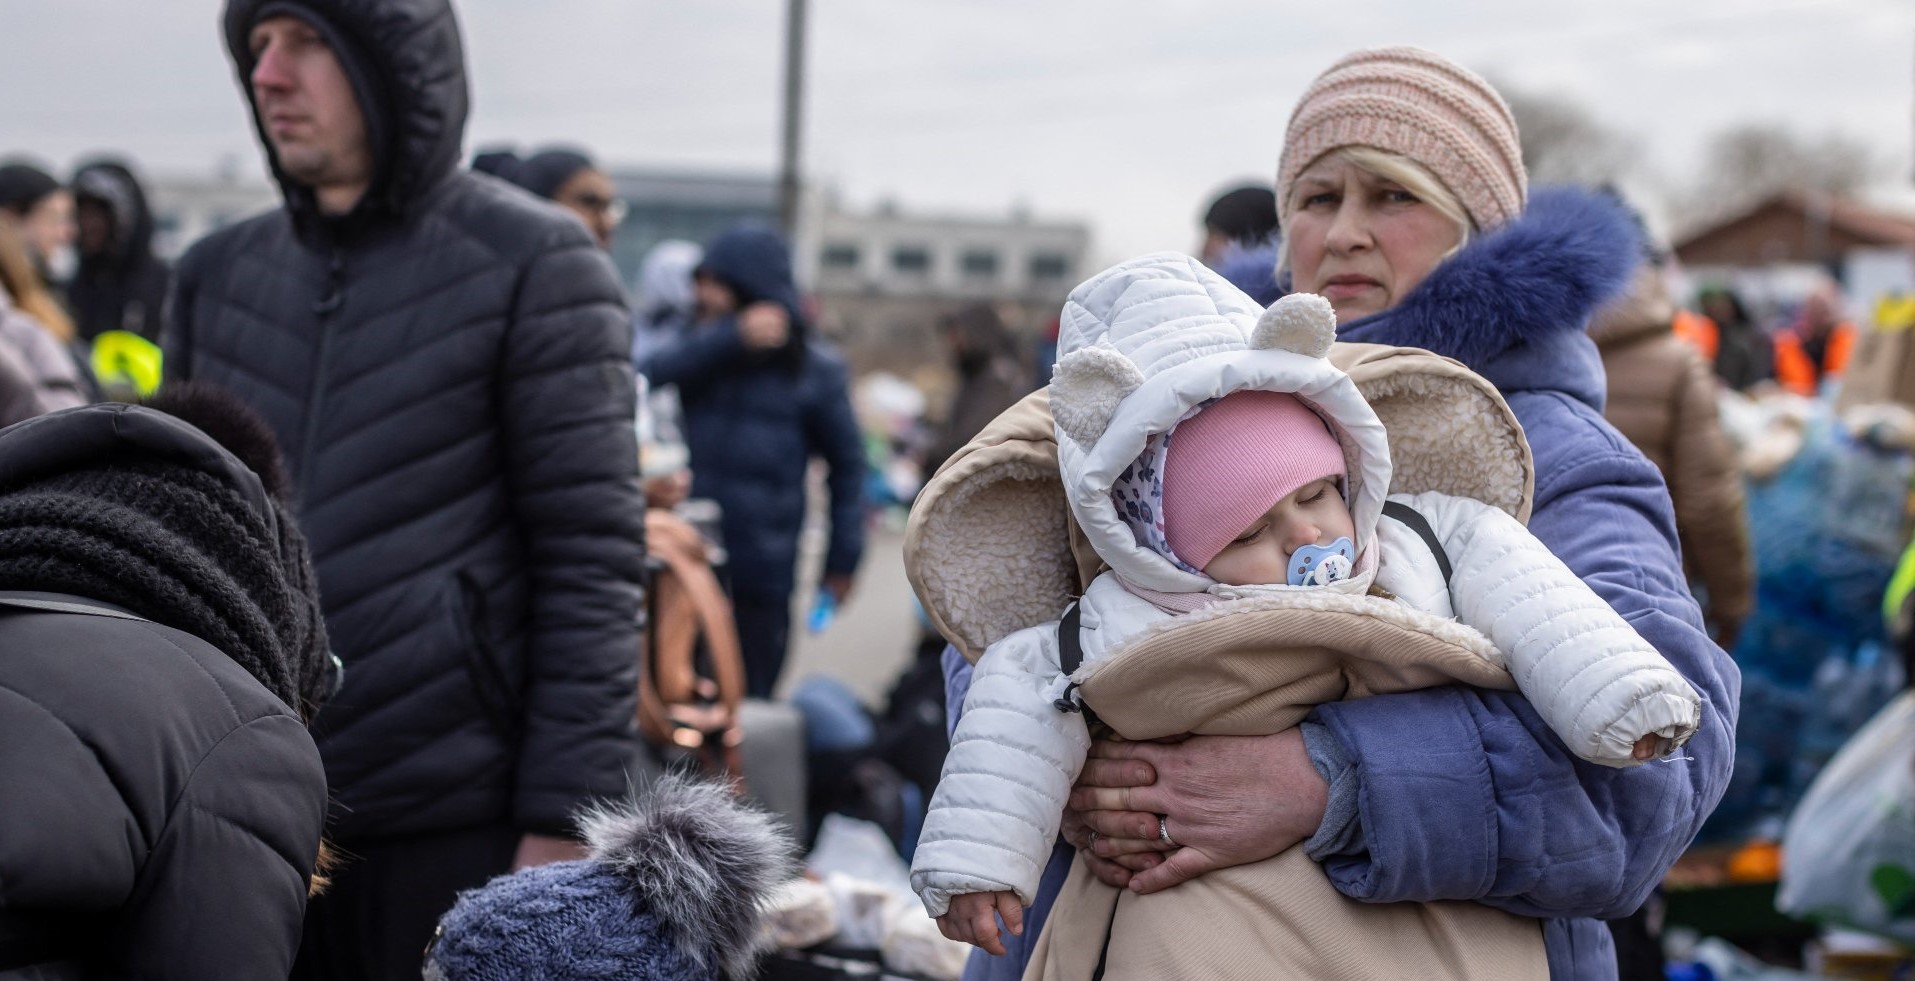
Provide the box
[777,0,808,236]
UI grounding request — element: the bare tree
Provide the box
[1674,123,1881,229]
[1496,82,1636,187]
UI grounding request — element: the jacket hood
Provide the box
[1335,185,1641,409]
[1050,254,1391,595]
[638,239,702,322]
[1587,265,1672,348]
[698,224,804,324]
[907,256,1535,660]
[71,160,155,267]
[222,0,470,232]
[0,403,279,537]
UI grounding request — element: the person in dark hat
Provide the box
[166,1,648,974]
[0,387,333,979]
[1199,183,1282,304]
[0,159,75,283]
[473,145,624,249]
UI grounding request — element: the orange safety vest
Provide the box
[1774,321,1857,397]
[1671,310,1720,361]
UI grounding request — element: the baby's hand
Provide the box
[937,890,1024,956]
[1634,734,1666,761]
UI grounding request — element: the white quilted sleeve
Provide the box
[1400,491,1703,768]
[910,623,1091,917]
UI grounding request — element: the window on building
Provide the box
[822,243,860,269]
[960,249,1000,279]
[891,245,931,274]
[1029,252,1071,281]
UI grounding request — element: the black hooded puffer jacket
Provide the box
[167,0,645,840]
[0,405,327,980]
[68,159,170,343]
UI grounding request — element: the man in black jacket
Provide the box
[68,158,170,344]
[166,0,647,974]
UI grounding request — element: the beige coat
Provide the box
[1590,268,1753,630]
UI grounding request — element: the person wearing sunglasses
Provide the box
[474,146,625,249]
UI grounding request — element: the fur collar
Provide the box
[1336,186,1642,409]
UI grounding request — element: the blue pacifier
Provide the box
[1288,537,1356,586]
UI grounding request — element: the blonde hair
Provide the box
[1275,146,1474,280]
[0,220,75,344]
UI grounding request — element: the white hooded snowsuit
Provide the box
[906,255,1702,980]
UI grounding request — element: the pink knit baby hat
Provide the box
[1163,391,1348,572]
[1277,46,1526,232]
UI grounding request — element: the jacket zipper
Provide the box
[300,248,345,501]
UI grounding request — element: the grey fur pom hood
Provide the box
[426,773,797,981]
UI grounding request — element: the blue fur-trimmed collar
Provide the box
[1336,186,1642,409]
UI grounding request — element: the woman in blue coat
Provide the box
[950,47,1737,981]
[641,224,866,698]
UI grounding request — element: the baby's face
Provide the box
[1201,477,1354,586]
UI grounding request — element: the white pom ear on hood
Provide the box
[1250,292,1338,359]
[1051,342,1146,446]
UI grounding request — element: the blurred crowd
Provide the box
[6,0,1915,979]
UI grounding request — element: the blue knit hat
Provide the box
[424,774,796,981]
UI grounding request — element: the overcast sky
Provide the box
[3,0,1912,264]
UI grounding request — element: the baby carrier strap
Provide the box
[1056,599,1085,675]
[1382,500,1453,587]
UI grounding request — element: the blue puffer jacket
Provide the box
[947,187,1739,981]
[640,227,865,601]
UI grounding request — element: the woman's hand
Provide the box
[1069,731,1329,894]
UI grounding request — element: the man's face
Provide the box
[693,273,738,320]
[248,15,372,194]
[76,198,113,256]
[551,169,623,250]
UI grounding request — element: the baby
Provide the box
[908,255,1704,966]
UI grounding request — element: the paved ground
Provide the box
[778,514,921,707]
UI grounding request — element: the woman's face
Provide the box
[1285,155,1462,324]
[5,191,76,267]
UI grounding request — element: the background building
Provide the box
[142,163,1091,391]
[144,164,279,259]
[607,167,779,294]
[796,197,1091,379]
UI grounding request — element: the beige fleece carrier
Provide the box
[907,320,1549,981]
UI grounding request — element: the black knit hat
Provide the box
[0,160,61,215]
[470,146,596,201]
[1203,184,1280,244]
[0,398,332,716]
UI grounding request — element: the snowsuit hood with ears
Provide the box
[222,0,471,237]
[1048,253,1391,596]
[908,255,1534,663]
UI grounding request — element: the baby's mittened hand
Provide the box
[937,890,1025,956]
